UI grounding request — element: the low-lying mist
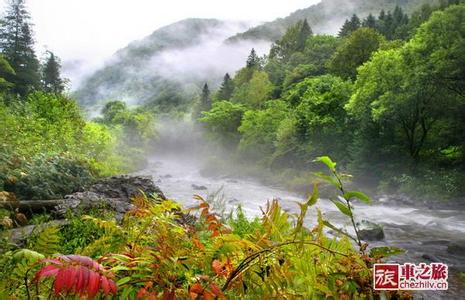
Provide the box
[74,20,271,109]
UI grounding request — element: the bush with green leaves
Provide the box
[2,153,94,200]
[0,93,140,199]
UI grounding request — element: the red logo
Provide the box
[374,264,399,290]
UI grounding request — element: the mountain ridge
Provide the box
[226,0,438,43]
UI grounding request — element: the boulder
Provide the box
[358,220,385,241]
[447,242,465,256]
[89,175,166,200]
[55,175,166,221]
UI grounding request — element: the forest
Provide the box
[0,0,464,299]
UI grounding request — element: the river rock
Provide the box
[89,175,166,200]
[447,242,465,256]
[358,220,385,241]
[55,175,166,221]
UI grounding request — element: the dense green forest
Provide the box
[200,1,465,199]
[0,0,464,298]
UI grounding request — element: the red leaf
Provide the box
[190,283,204,294]
[75,267,89,294]
[109,279,117,295]
[54,269,66,295]
[137,288,147,299]
[64,267,78,294]
[87,271,100,297]
[202,290,215,300]
[199,203,209,209]
[101,276,110,296]
[209,283,226,300]
[212,260,223,275]
[33,265,59,281]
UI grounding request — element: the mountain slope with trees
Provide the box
[74,19,251,111]
[199,1,465,199]
[226,0,438,43]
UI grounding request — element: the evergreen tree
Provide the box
[216,73,234,100]
[296,19,313,51]
[0,0,40,96]
[42,51,65,94]
[246,48,260,69]
[200,83,211,112]
[338,14,361,37]
[363,14,377,29]
[269,19,313,62]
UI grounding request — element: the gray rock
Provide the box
[358,220,385,241]
[90,175,166,200]
[422,254,441,262]
[55,175,165,221]
[447,242,465,256]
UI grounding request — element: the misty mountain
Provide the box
[75,0,437,110]
[226,0,438,43]
[74,18,266,109]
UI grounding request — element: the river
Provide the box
[137,153,465,299]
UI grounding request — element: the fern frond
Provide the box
[27,225,61,256]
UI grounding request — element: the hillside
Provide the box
[226,0,438,42]
[74,18,256,110]
[75,0,438,110]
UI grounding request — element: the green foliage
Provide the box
[270,19,313,63]
[0,90,154,199]
[41,50,66,94]
[1,166,408,299]
[0,249,44,298]
[60,210,110,255]
[200,101,247,146]
[227,205,262,238]
[238,100,289,160]
[347,4,465,182]
[98,100,157,171]
[328,27,385,80]
[27,225,61,256]
[0,0,40,96]
[339,14,361,37]
[215,73,235,101]
[2,153,94,200]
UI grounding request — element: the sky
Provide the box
[0,0,320,87]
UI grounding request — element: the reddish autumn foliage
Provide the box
[33,255,117,298]
[194,195,226,237]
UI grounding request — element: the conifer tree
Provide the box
[338,14,361,37]
[363,14,377,29]
[42,51,65,94]
[246,48,260,69]
[200,83,211,112]
[216,73,234,100]
[296,19,313,51]
[0,0,40,96]
[269,19,313,62]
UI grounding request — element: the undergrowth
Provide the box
[0,157,410,299]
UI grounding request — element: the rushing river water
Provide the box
[138,153,465,299]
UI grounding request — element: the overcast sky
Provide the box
[0,0,318,62]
